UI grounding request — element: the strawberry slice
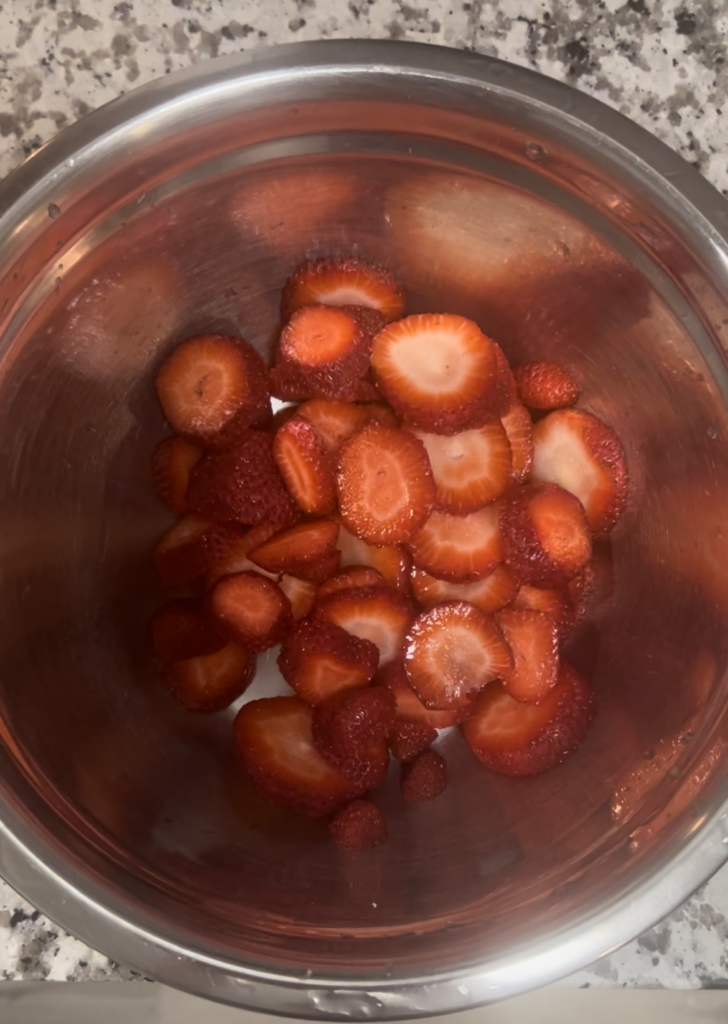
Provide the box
[336,423,435,545]
[500,483,592,587]
[531,408,628,534]
[155,335,270,447]
[501,403,533,483]
[249,519,340,582]
[401,749,447,802]
[151,598,224,661]
[312,688,395,789]
[411,564,517,616]
[273,416,337,515]
[278,619,379,705]
[378,660,476,728]
[462,660,596,777]
[361,403,400,428]
[165,641,255,712]
[151,436,202,514]
[315,584,413,665]
[337,524,411,591]
[329,799,388,850]
[389,720,436,763]
[407,505,502,582]
[514,362,580,410]
[154,514,239,588]
[297,398,369,453]
[281,257,404,322]
[233,696,359,816]
[415,422,512,513]
[278,574,317,621]
[317,566,385,599]
[370,314,503,435]
[492,342,518,417]
[512,583,576,641]
[203,522,279,590]
[496,608,559,703]
[208,571,292,651]
[404,602,513,710]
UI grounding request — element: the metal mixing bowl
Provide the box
[2,39,728,1018]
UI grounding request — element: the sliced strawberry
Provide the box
[514,362,580,410]
[401,749,447,801]
[208,571,292,651]
[281,257,404,322]
[492,342,518,417]
[501,403,533,483]
[407,505,502,582]
[317,566,385,599]
[389,720,436,763]
[155,335,270,447]
[378,660,476,728]
[404,602,513,710]
[151,436,202,514]
[337,423,435,545]
[361,402,400,428]
[512,583,576,641]
[496,608,559,703]
[531,408,628,534]
[312,687,395,789]
[315,584,413,666]
[500,483,592,587]
[165,641,255,712]
[337,524,411,592]
[154,514,239,588]
[203,522,279,590]
[233,696,359,816]
[415,422,512,513]
[278,619,379,705]
[411,564,517,616]
[370,314,502,435]
[329,799,388,850]
[278,574,317,621]
[297,398,369,453]
[463,660,596,777]
[249,519,340,582]
[273,416,337,515]
[151,598,224,661]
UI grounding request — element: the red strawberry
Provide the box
[165,642,255,712]
[514,361,580,411]
[401,749,447,801]
[404,602,513,710]
[337,524,411,592]
[203,522,279,590]
[329,799,388,850]
[281,257,404,322]
[208,571,292,651]
[154,515,239,588]
[273,416,337,515]
[512,583,576,640]
[278,574,317,621]
[233,696,359,816]
[378,660,476,728]
[407,505,502,582]
[496,608,559,703]
[315,584,413,665]
[501,403,533,483]
[500,483,592,587]
[337,423,435,545]
[312,687,395,789]
[151,436,202,514]
[151,598,224,661]
[415,423,512,513]
[361,402,399,428]
[411,564,517,616]
[278,619,379,705]
[531,408,628,534]
[389,720,436,763]
[370,314,503,435]
[155,335,270,447]
[317,566,385,599]
[462,660,596,777]
[297,398,369,453]
[249,519,340,582]
[492,342,518,417]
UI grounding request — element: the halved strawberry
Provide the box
[165,641,255,712]
[389,720,436,763]
[317,566,385,599]
[155,335,270,447]
[151,598,224,661]
[337,424,435,545]
[514,362,580,410]
[415,422,512,513]
[496,608,559,703]
[233,696,359,815]
[337,524,411,591]
[401,749,447,802]
[315,584,413,665]
[281,257,404,322]
[278,574,317,621]
[370,314,502,435]
[249,519,340,582]
[312,687,395,789]
[154,515,239,588]
[404,602,513,710]
[361,402,399,428]
[500,483,592,587]
[208,571,292,651]
[501,403,533,483]
[278,619,379,705]
[411,565,517,616]
[378,659,476,728]
[407,505,502,582]
[512,583,576,641]
[273,416,337,515]
[531,408,628,534]
[203,522,279,590]
[463,660,596,777]
[151,436,202,514]
[329,799,388,850]
[297,398,369,453]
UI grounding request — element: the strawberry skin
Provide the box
[496,608,559,704]
[154,515,240,588]
[401,749,447,801]
[281,257,404,322]
[389,720,436,763]
[500,482,592,587]
[329,799,388,850]
[514,361,580,410]
[151,598,224,661]
[278,619,379,705]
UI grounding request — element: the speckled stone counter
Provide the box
[2,0,728,990]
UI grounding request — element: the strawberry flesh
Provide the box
[317,566,385,599]
[278,619,379,705]
[249,519,340,582]
[151,598,224,661]
[408,505,502,582]
[416,422,512,514]
[378,660,476,728]
[154,515,240,588]
[151,436,202,514]
[278,574,317,621]
[315,583,413,666]
[273,415,337,515]
[329,799,388,850]
[500,482,592,587]
[208,571,292,651]
[203,522,279,591]
[281,257,404,322]
[410,564,517,616]
[501,403,533,483]
[496,608,559,703]
[337,524,411,591]
[165,642,255,712]
[297,398,369,453]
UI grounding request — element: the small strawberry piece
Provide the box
[415,422,512,513]
[297,398,369,453]
[312,688,395,789]
[514,362,580,411]
[411,564,517,616]
[337,524,411,592]
[151,436,202,514]
[233,696,359,815]
[492,342,518,417]
[401,750,447,802]
[370,314,502,435]
[408,505,502,582]
[404,602,513,710]
[317,566,385,599]
[282,257,404,322]
[512,584,576,640]
[337,423,435,545]
[273,416,337,515]
[329,799,388,850]
[361,403,399,428]
[278,574,317,621]
[203,522,279,590]
[531,408,628,534]
[389,720,436,763]
[379,660,475,728]
[165,642,255,712]
[249,519,340,582]
[155,335,270,447]
[316,584,413,665]
[154,514,239,588]
[208,571,292,651]
[463,660,596,777]
[496,608,559,704]
[187,430,300,527]
[151,598,224,661]
[501,403,533,483]
[500,483,592,587]
[278,619,379,705]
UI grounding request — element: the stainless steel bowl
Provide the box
[2,39,728,1018]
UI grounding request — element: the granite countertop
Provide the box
[2,0,728,991]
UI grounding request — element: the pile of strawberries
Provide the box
[150,257,627,851]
